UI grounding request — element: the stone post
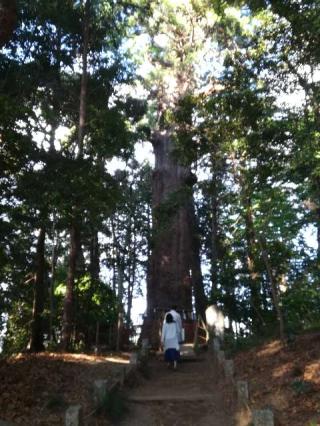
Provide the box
[224,360,234,380]
[65,405,82,426]
[252,409,274,426]
[130,352,138,365]
[213,338,220,352]
[93,379,109,406]
[141,338,149,356]
[217,350,225,364]
[237,380,249,405]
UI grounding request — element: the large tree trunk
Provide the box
[29,226,46,352]
[148,130,194,312]
[143,130,196,346]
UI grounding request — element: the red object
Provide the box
[183,320,196,343]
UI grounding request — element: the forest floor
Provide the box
[0,331,319,425]
[0,351,130,425]
[233,330,320,426]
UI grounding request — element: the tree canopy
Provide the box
[0,0,319,353]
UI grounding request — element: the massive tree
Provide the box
[140,1,213,345]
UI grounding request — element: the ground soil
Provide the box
[1,332,319,425]
[0,347,235,426]
[233,331,320,426]
[0,352,130,425]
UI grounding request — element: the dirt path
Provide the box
[120,346,235,426]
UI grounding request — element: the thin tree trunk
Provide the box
[210,174,219,301]
[234,156,264,333]
[243,191,265,332]
[126,232,137,327]
[77,0,89,157]
[317,207,320,263]
[49,216,59,342]
[89,230,100,282]
[188,200,207,320]
[61,221,80,350]
[258,237,286,343]
[116,263,124,351]
[29,226,46,352]
[61,1,89,350]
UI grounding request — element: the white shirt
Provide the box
[166,309,183,342]
[161,322,180,351]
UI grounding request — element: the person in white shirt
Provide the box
[165,305,183,343]
[161,313,180,369]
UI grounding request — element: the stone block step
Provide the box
[128,394,213,402]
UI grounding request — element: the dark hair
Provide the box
[171,305,178,311]
[166,313,174,323]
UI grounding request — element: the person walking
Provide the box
[161,313,180,370]
[165,305,183,343]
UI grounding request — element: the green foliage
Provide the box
[2,301,32,355]
[291,379,313,396]
[44,393,67,410]
[282,282,320,332]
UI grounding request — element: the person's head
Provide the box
[171,305,178,311]
[166,313,174,323]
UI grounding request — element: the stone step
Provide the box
[127,394,213,402]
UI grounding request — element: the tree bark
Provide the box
[258,237,286,343]
[29,226,46,352]
[143,130,196,347]
[60,1,89,350]
[61,221,80,350]
[0,0,17,47]
[77,0,89,157]
[49,216,59,342]
[234,157,264,333]
[89,230,100,282]
[188,200,207,320]
[316,206,320,264]
[116,261,124,351]
[147,130,194,315]
[243,188,265,332]
[210,171,219,301]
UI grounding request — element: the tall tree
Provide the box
[140,0,214,345]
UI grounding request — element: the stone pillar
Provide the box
[252,409,274,426]
[213,338,220,352]
[93,380,109,405]
[217,350,225,364]
[237,380,249,405]
[141,338,149,356]
[130,353,138,365]
[224,360,234,380]
[65,405,82,426]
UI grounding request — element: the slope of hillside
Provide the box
[233,331,320,426]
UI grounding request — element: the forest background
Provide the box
[0,0,319,354]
